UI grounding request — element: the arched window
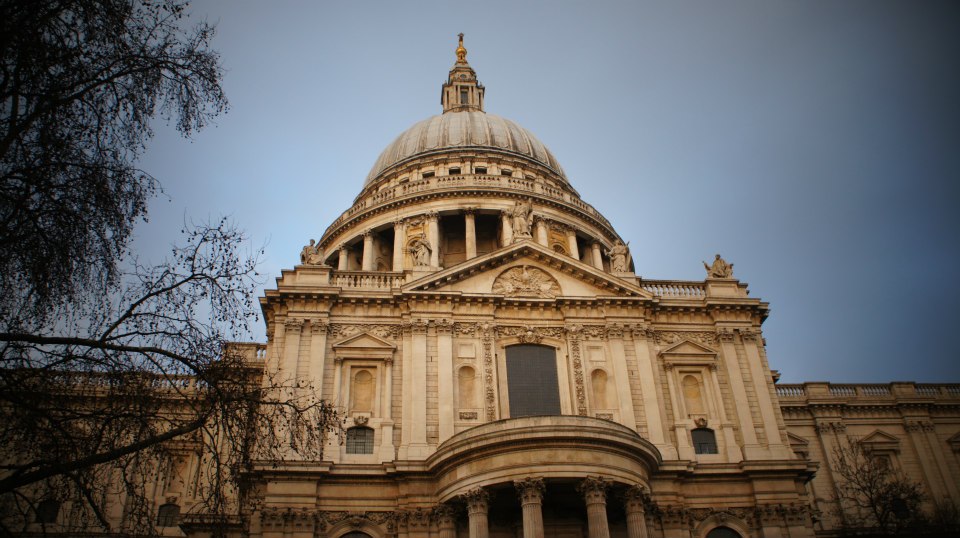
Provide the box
[458,366,477,408]
[342,533,373,538]
[692,427,718,454]
[35,499,60,524]
[591,369,609,409]
[346,426,375,454]
[706,526,742,538]
[506,344,561,417]
[156,503,180,527]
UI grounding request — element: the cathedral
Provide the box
[19,36,960,538]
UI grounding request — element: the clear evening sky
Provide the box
[136,1,960,384]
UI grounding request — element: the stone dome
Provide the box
[364,111,567,186]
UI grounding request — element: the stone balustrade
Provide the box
[323,174,614,244]
[776,382,960,400]
[331,270,406,290]
[641,280,707,298]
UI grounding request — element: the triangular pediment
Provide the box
[660,339,717,356]
[859,430,900,452]
[403,240,652,300]
[860,430,899,445]
[331,332,396,351]
[786,432,810,448]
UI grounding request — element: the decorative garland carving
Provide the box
[565,324,588,415]
[656,331,718,348]
[481,323,496,421]
[496,325,564,344]
[492,265,561,298]
[329,323,400,339]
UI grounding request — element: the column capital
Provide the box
[393,217,406,227]
[577,476,610,503]
[426,211,440,220]
[463,206,477,216]
[435,318,454,334]
[284,317,304,331]
[339,243,349,252]
[433,504,457,527]
[623,484,651,510]
[309,320,329,334]
[362,228,374,237]
[460,487,490,513]
[514,477,545,505]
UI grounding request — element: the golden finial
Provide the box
[456,33,467,63]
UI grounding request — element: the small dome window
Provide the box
[421,171,435,179]
[448,166,461,175]
[474,166,487,174]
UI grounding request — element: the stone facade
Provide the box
[16,36,960,538]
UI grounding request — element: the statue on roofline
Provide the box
[300,239,324,265]
[703,254,734,279]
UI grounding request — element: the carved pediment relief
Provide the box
[492,265,561,298]
[403,241,652,300]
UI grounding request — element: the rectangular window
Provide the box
[506,344,561,417]
[422,171,435,179]
[474,166,487,174]
[501,169,513,176]
[460,88,468,104]
[448,167,461,175]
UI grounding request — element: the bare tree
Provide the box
[830,436,926,536]
[0,2,340,535]
[0,0,226,323]
[0,221,341,536]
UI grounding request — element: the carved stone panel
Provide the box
[492,265,561,298]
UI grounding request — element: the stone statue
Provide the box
[703,254,734,278]
[606,240,630,272]
[510,200,533,240]
[300,239,324,265]
[408,235,431,267]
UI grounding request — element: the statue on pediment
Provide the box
[408,235,431,267]
[703,254,734,278]
[300,239,324,265]
[510,200,533,240]
[606,240,630,272]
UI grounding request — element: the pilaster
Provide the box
[717,328,761,458]
[437,319,455,444]
[464,208,477,259]
[606,324,637,429]
[393,218,406,271]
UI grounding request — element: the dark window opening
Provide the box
[506,344,561,417]
[501,169,513,176]
[343,533,373,538]
[460,88,468,104]
[448,166,461,175]
[421,171,434,179]
[706,527,742,538]
[692,427,718,454]
[156,503,180,527]
[346,427,375,454]
[35,500,60,524]
[474,166,487,174]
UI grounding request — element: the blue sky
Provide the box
[137,1,960,383]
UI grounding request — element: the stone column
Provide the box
[437,319,455,444]
[740,329,792,458]
[591,242,604,269]
[393,218,405,271]
[717,328,761,458]
[408,319,429,457]
[578,477,611,538]
[515,477,545,538]
[624,486,650,538]
[361,229,375,271]
[427,212,440,268]
[338,244,349,270]
[566,228,579,259]
[305,321,328,396]
[535,217,548,246]
[464,208,477,259]
[606,325,637,429]
[435,505,457,538]
[500,210,513,246]
[281,318,303,382]
[461,488,490,538]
